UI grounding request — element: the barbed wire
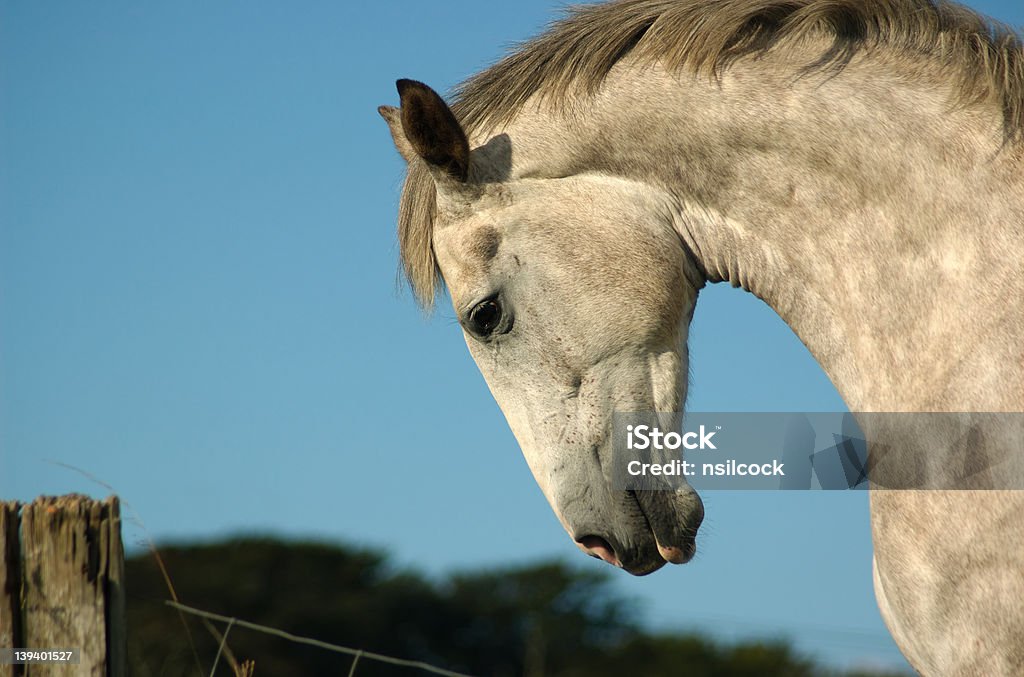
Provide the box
[166,600,476,677]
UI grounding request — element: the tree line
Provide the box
[125,537,907,677]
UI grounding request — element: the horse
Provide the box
[378,1,1024,672]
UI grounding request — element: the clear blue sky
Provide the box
[2,1,1020,672]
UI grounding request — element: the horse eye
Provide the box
[468,298,503,337]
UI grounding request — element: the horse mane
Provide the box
[398,0,1024,307]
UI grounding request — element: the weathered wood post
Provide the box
[0,495,125,677]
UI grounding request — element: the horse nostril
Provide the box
[576,535,621,567]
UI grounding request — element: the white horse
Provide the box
[379,1,1024,672]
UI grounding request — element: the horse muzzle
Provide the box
[572,488,704,576]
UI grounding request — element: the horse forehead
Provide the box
[435,222,502,290]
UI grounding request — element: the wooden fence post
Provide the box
[1,502,22,677]
[0,495,125,677]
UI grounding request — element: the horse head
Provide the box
[381,80,703,575]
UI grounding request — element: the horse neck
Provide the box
[496,56,1024,411]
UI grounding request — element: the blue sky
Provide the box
[2,1,1021,672]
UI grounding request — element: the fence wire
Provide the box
[166,600,475,677]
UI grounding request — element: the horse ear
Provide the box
[384,79,470,182]
[378,105,418,164]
